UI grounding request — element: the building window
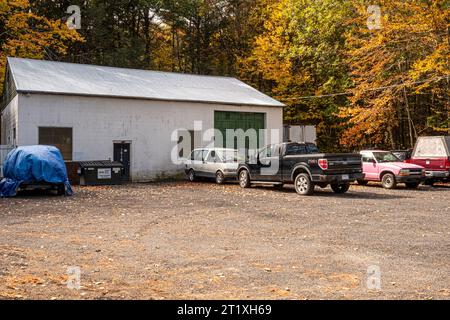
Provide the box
[38,127,73,160]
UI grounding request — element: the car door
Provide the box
[246,146,267,180]
[196,149,210,177]
[281,144,308,182]
[361,152,378,180]
[259,145,282,181]
[204,150,220,178]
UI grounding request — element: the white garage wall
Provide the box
[0,95,19,146]
[17,93,283,181]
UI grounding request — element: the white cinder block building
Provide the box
[1,58,284,181]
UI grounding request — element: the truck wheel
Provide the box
[294,173,314,195]
[357,180,368,186]
[239,170,251,188]
[331,183,350,194]
[381,173,396,189]
[405,182,420,189]
[187,169,196,182]
[215,171,225,184]
[424,180,435,187]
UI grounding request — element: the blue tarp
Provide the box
[0,145,73,197]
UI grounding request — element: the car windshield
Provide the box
[217,150,242,163]
[373,152,400,163]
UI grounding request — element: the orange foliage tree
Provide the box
[341,0,449,149]
[0,0,83,92]
[239,0,354,151]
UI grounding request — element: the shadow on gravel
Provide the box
[250,185,411,200]
[431,184,450,189]
[354,183,450,191]
[13,189,65,198]
[313,190,410,199]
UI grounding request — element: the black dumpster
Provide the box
[78,161,124,186]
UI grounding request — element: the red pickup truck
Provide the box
[406,136,450,185]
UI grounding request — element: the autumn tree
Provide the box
[241,0,355,150]
[341,0,450,149]
[2,0,447,151]
[0,0,83,92]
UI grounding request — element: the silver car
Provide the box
[185,148,241,184]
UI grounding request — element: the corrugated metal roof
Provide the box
[7,57,284,107]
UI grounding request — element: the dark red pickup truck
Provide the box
[406,136,450,185]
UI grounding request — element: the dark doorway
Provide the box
[113,142,131,181]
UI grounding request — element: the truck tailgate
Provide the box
[409,157,450,171]
[319,153,362,174]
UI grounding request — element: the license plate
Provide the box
[342,174,349,180]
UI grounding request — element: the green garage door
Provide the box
[214,111,265,149]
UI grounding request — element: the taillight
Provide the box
[318,159,328,170]
[445,158,450,170]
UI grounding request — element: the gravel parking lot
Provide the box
[0,181,449,300]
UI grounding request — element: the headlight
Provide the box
[399,169,410,176]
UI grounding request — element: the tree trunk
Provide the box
[387,126,396,149]
[144,7,151,69]
[402,86,416,148]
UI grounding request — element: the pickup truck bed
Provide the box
[283,153,363,183]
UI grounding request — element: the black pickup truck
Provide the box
[237,142,364,195]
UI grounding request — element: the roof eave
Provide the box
[16,90,286,108]
[6,57,19,90]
